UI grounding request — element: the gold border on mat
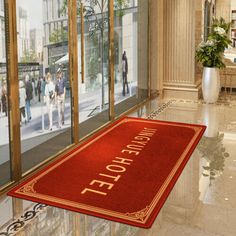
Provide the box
[15,118,204,225]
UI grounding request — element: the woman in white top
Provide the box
[44,73,55,131]
[19,80,26,124]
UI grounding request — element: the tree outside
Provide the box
[61,0,130,105]
[49,28,68,44]
[20,50,38,63]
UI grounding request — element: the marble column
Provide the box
[162,0,202,100]
[149,0,209,100]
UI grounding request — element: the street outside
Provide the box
[0,82,137,147]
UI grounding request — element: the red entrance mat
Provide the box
[8,117,206,228]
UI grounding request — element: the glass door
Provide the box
[16,0,73,173]
[114,0,149,116]
[0,0,11,186]
[0,0,150,187]
[78,0,110,138]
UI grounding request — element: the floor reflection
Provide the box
[1,97,236,236]
[198,132,229,186]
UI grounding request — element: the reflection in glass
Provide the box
[16,0,72,173]
[0,0,11,187]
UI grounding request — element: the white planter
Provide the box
[202,67,220,103]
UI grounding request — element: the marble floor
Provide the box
[0,95,236,236]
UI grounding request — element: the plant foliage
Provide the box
[49,28,68,43]
[20,50,38,63]
[196,17,232,69]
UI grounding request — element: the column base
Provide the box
[163,83,202,101]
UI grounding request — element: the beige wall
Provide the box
[232,0,236,10]
[216,0,231,22]
[150,0,164,95]
[195,0,205,83]
[137,0,149,95]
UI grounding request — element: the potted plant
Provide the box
[196,17,232,103]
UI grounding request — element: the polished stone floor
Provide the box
[0,96,236,236]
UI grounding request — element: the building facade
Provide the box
[30,28,43,63]
[17,6,30,61]
[0,0,5,63]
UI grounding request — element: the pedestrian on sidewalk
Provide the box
[122,51,129,96]
[0,82,2,115]
[1,82,7,117]
[19,80,27,125]
[55,68,66,128]
[41,76,46,98]
[25,74,33,122]
[31,78,35,100]
[37,77,42,102]
[34,78,38,97]
[44,72,55,131]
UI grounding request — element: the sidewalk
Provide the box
[0,82,137,147]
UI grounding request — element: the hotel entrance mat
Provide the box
[8,117,206,228]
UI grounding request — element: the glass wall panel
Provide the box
[16,0,72,173]
[78,0,110,138]
[114,0,149,116]
[0,0,11,186]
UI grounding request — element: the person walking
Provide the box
[55,68,66,128]
[1,82,7,117]
[34,78,38,97]
[25,74,33,122]
[44,73,55,131]
[37,77,42,102]
[41,76,46,99]
[122,51,129,96]
[0,82,2,115]
[19,80,27,125]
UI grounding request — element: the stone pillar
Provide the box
[163,0,202,100]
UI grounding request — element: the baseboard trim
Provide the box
[163,83,202,100]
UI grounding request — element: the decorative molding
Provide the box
[0,203,47,236]
[126,206,150,222]
[147,100,175,119]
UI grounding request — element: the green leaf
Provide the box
[203,166,210,170]
[196,17,231,68]
[203,173,209,177]
[224,153,230,157]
